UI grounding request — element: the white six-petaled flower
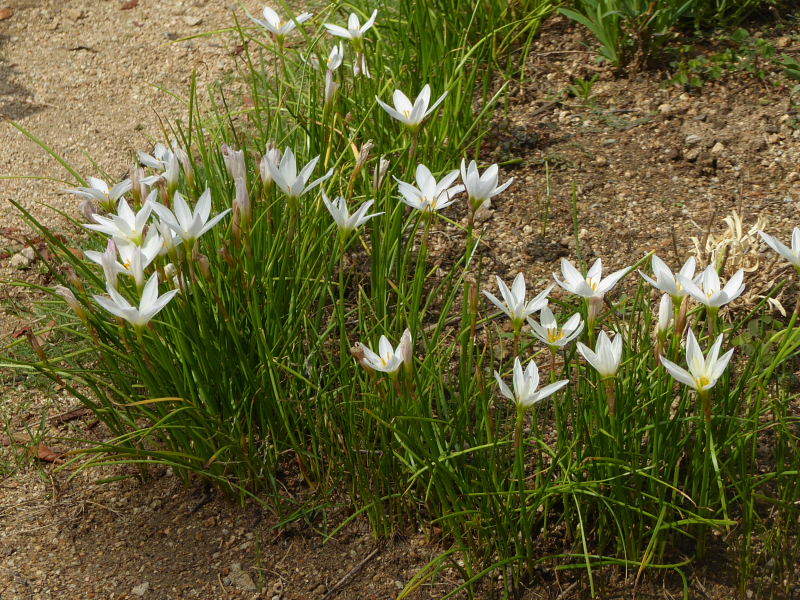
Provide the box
[758,228,800,269]
[262,147,333,199]
[577,331,623,378]
[528,306,583,349]
[460,160,514,212]
[322,193,382,234]
[93,273,178,328]
[394,164,464,213]
[677,265,745,309]
[376,85,447,128]
[324,9,377,41]
[483,273,552,329]
[494,357,569,409]
[150,189,230,243]
[355,329,412,373]
[639,255,696,300]
[660,328,733,392]
[554,258,631,301]
[249,6,312,38]
[84,196,153,246]
[67,177,132,211]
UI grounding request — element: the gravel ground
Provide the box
[2,4,800,599]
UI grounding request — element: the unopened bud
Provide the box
[54,285,86,320]
[657,294,673,334]
[372,157,389,191]
[174,147,194,187]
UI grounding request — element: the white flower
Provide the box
[139,144,181,191]
[67,177,132,211]
[249,6,312,38]
[577,331,623,378]
[327,43,345,70]
[221,144,246,182]
[357,329,412,373]
[554,258,631,301]
[758,228,800,269]
[639,255,696,299]
[137,143,173,171]
[394,164,464,213]
[657,294,673,333]
[93,273,178,328]
[324,9,377,40]
[322,193,382,233]
[84,196,153,245]
[84,239,124,288]
[460,160,513,211]
[262,147,333,199]
[677,265,745,309]
[155,220,182,256]
[660,329,734,392]
[150,189,231,243]
[483,273,551,328]
[376,85,447,128]
[527,306,583,349]
[494,357,568,409]
[116,234,162,289]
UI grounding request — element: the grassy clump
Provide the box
[3,1,800,597]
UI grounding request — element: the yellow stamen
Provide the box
[547,328,565,343]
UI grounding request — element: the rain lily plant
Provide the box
[661,329,734,422]
[151,190,230,244]
[248,6,312,41]
[483,273,551,333]
[460,160,514,213]
[640,255,697,301]
[494,357,568,409]
[261,147,333,200]
[759,228,800,271]
[554,258,631,325]
[322,194,382,236]
[84,196,153,246]
[354,329,412,374]
[527,306,583,350]
[93,273,178,329]
[394,164,464,213]
[67,176,132,212]
[377,85,447,129]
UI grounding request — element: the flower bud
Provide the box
[54,285,86,320]
[221,144,246,182]
[372,157,389,191]
[174,147,194,188]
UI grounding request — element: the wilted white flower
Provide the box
[67,177,132,211]
[262,147,333,199]
[577,331,623,378]
[324,69,340,104]
[324,10,377,42]
[494,357,568,409]
[460,160,513,212]
[150,189,231,243]
[483,273,551,329]
[660,329,733,393]
[84,196,153,246]
[54,286,86,320]
[394,164,464,213]
[376,85,447,128]
[356,329,412,373]
[639,255,696,300]
[758,228,800,270]
[678,265,745,309]
[93,273,178,329]
[528,306,583,349]
[221,144,246,182]
[322,193,382,234]
[249,6,312,38]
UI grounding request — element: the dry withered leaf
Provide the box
[34,444,65,464]
[120,0,138,9]
[0,7,13,20]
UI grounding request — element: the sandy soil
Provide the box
[2,4,800,599]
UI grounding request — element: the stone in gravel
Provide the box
[710,142,725,155]
[684,134,703,147]
[132,581,149,596]
[657,103,672,115]
[183,15,203,26]
[684,148,701,163]
[229,563,257,591]
[10,247,35,269]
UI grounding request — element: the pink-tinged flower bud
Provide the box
[259,145,281,190]
[398,328,413,374]
[131,165,148,205]
[372,157,389,191]
[54,285,86,320]
[221,144,246,183]
[174,147,194,187]
[79,199,99,223]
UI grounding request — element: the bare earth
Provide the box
[2,3,800,599]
